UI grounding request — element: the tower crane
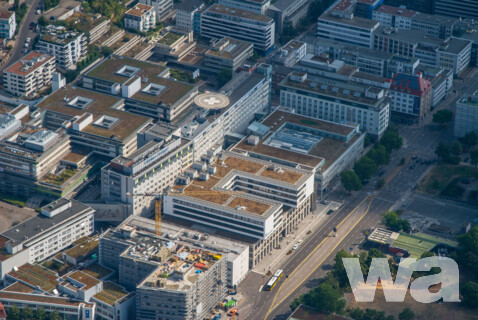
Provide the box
[126,189,244,236]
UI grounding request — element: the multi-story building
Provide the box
[99,224,228,320]
[389,73,432,124]
[281,58,390,138]
[101,125,192,216]
[454,91,478,137]
[415,65,453,108]
[36,25,87,69]
[175,0,204,32]
[372,4,416,29]
[139,0,173,21]
[316,1,380,48]
[3,51,56,97]
[355,0,383,19]
[82,55,198,122]
[373,26,424,58]
[373,27,473,75]
[91,282,136,320]
[411,13,457,40]
[0,291,95,320]
[266,0,309,34]
[200,4,275,55]
[0,124,71,196]
[187,67,271,162]
[35,85,152,158]
[0,199,95,279]
[383,0,433,14]
[433,0,478,20]
[124,4,156,33]
[203,37,253,72]
[0,10,16,39]
[272,39,307,68]
[218,0,271,14]
[64,12,111,44]
[414,37,472,76]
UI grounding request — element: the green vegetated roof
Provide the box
[391,232,458,258]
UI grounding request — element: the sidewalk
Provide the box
[252,201,342,275]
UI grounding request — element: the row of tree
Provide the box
[341,127,403,192]
[9,0,28,25]
[382,211,411,232]
[7,306,61,320]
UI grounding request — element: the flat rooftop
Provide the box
[0,291,92,307]
[374,26,427,43]
[36,86,151,140]
[85,55,196,107]
[391,232,458,258]
[125,4,153,17]
[1,200,91,248]
[62,237,98,260]
[82,263,114,280]
[8,264,59,293]
[43,0,81,20]
[280,74,388,110]
[206,4,273,23]
[93,281,132,306]
[63,12,109,35]
[374,4,417,18]
[319,12,379,30]
[231,110,360,171]
[64,270,101,290]
[2,281,36,294]
[205,37,253,60]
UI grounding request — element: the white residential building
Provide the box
[0,10,16,39]
[372,4,416,29]
[139,0,173,22]
[3,51,55,97]
[316,6,380,48]
[124,4,156,33]
[0,199,95,279]
[200,4,275,54]
[36,26,87,69]
[175,0,204,32]
[272,39,307,67]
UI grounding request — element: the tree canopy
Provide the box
[433,109,453,125]
[341,170,362,192]
[354,156,378,181]
[457,226,478,276]
[217,68,232,87]
[398,308,415,320]
[462,281,478,308]
[382,211,411,232]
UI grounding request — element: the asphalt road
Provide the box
[2,0,41,71]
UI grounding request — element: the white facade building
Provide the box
[316,11,380,48]
[372,4,416,29]
[200,4,275,54]
[139,0,173,21]
[36,26,87,69]
[175,0,204,32]
[0,199,95,279]
[3,51,55,97]
[0,10,16,39]
[124,4,156,33]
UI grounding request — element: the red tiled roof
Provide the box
[0,10,14,20]
[4,51,54,76]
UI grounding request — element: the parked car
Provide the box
[327,209,334,215]
[227,308,239,316]
[36,9,41,14]
[26,37,31,43]
[292,244,299,250]
[320,200,329,205]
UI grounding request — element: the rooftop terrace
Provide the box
[206,4,273,23]
[93,281,131,306]
[8,264,59,293]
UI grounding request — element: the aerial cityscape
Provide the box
[0,0,477,319]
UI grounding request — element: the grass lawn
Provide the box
[418,164,478,196]
[0,192,26,207]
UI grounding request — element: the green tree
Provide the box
[101,46,114,57]
[386,316,396,320]
[349,308,364,320]
[36,307,48,320]
[380,127,403,153]
[368,144,390,166]
[38,15,49,27]
[382,211,410,232]
[22,306,34,320]
[303,282,346,313]
[333,250,357,288]
[50,310,62,320]
[341,170,362,192]
[433,109,453,126]
[376,178,385,190]
[457,226,478,276]
[250,50,260,63]
[398,308,415,320]
[435,142,451,160]
[217,68,232,87]
[450,141,463,156]
[8,305,21,320]
[471,149,478,168]
[461,131,478,146]
[462,281,478,308]
[354,156,378,181]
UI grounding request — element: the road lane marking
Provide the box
[263,196,372,320]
